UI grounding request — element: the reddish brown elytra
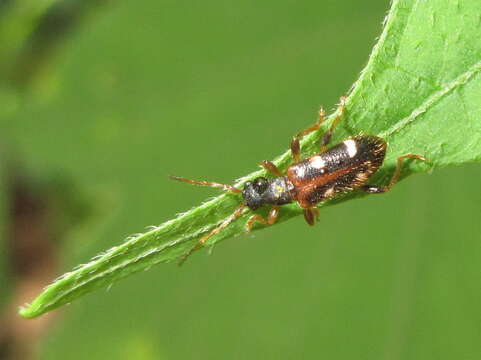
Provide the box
[171,97,427,263]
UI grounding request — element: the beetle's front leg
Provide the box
[245,206,280,232]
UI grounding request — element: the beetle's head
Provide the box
[242,177,270,210]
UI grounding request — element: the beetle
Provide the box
[172,97,426,263]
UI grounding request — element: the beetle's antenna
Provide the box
[179,203,247,266]
[169,176,242,193]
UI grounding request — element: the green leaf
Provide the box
[20,0,481,318]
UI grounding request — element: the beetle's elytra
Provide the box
[172,97,426,263]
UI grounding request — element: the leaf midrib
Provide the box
[380,60,481,138]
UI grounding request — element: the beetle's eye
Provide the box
[252,177,268,193]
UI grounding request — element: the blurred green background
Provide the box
[1,1,480,359]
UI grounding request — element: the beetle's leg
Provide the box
[291,106,326,162]
[260,160,284,177]
[179,203,246,265]
[321,96,346,148]
[290,96,347,162]
[170,176,241,193]
[303,207,319,226]
[245,206,280,232]
[361,154,427,194]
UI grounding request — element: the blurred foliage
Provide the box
[0,0,480,359]
[0,154,9,308]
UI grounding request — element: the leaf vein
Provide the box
[380,60,481,138]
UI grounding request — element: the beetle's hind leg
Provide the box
[361,154,427,194]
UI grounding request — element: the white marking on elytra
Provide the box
[295,166,305,177]
[344,139,358,158]
[310,156,326,169]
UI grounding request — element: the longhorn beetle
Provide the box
[172,97,426,263]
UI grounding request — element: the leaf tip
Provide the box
[18,303,38,319]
